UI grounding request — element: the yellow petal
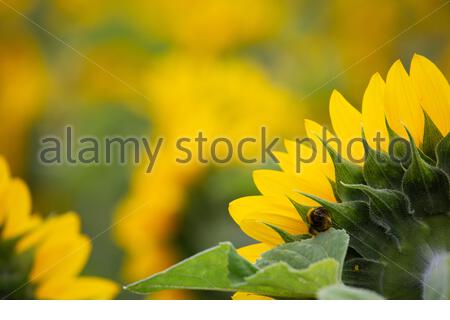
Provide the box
[283,139,334,182]
[237,243,273,263]
[273,150,297,175]
[229,195,307,245]
[0,155,10,191]
[35,276,119,299]
[30,234,91,283]
[385,60,424,144]
[0,156,11,225]
[17,212,81,253]
[232,292,273,300]
[362,73,389,151]
[410,54,450,135]
[304,120,336,180]
[253,169,335,206]
[329,90,365,162]
[2,178,33,239]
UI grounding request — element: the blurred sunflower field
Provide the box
[0,0,449,299]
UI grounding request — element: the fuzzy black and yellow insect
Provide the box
[307,207,332,235]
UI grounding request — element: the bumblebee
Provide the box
[307,207,332,235]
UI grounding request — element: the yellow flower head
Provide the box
[230,54,450,258]
[0,156,119,299]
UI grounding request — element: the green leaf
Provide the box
[317,284,384,300]
[402,129,450,216]
[125,242,256,294]
[423,253,450,300]
[422,112,444,161]
[125,230,351,298]
[239,259,339,298]
[436,133,450,178]
[256,229,349,276]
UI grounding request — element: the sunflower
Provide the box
[0,156,119,299]
[229,54,450,297]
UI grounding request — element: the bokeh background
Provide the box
[1,0,449,299]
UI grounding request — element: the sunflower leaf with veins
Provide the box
[125,229,375,298]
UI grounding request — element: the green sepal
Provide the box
[422,112,444,161]
[342,183,414,245]
[328,178,341,202]
[436,133,450,178]
[288,197,312,224]
[402,128,450,216]
[322,142,366,201]
[362,137,404,190]
[385,121,436,165]
[386,120,411,166]
[384,118,434,165]
[265,223,311,243]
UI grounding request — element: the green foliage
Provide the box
[255,229,348,275]
[126,229,370,299]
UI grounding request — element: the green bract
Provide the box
[302,128,450,299]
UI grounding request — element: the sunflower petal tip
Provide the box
[371,72,384,82]
[389,59,405,73]
[330,89,343,100]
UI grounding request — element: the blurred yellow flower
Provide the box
[229,54,449,261]
[0,156,119,299]
[114,56,302,298]
[0,27,48,174]
[127,0,289,54]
